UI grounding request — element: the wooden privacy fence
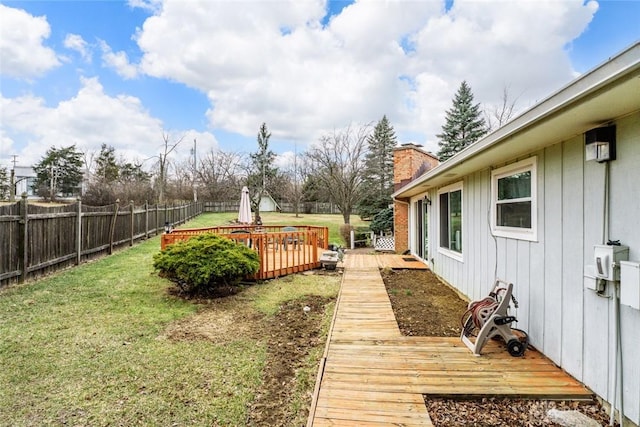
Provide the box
[0,196,203,287]
[161,225,330,280]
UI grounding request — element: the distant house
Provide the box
[393,43,640,425]
[13,166,37,198]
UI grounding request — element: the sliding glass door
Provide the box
[415,198,429,260]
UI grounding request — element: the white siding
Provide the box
[419,112,640,424]
[560,138,584,380]
[543,143,563,364]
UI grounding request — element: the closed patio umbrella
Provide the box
[238,186,252,224]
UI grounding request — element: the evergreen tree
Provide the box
[437,81,487,161]
[120,162,151,183]
[32,145,84,200]
[95,144,119,183]
[357,115,397,219]
[247,123,277,222]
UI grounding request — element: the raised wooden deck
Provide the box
[160,225,329,279]
[308,254,592,427]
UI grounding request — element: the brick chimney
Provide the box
[393,144,438,253]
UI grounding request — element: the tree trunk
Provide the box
[342,210,350,224]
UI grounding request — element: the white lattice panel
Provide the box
[374,236,395,252]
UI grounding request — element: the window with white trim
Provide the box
[491,157,537,241]
[438,182,463,258]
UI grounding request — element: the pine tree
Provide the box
[32,145,84,200]
[437,81,487,161]
[247,123,277,222]
[357,115,397,219]
[95,144,120,183]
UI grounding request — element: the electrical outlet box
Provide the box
[584,265,605,292]
[620,261,640,310]
[594,244,629,281]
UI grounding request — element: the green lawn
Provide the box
[185,211,368,246]
[0,213,342,426]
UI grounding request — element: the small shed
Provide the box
[259,192,281,212]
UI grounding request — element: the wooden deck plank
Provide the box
[313,407,432,425]
[307,254,592,426]
[313,418,430,427]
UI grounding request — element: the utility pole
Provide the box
[9,169,15,202]
[294,143,299,217]
[49,163,59,201]
[9,155,17,202]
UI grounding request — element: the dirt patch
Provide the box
[247,296,332,426]
[382,268,468,337]
[382,268,616,427]
[160,297,261,344]
[163,289,333,426]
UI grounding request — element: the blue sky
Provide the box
[1,0,639,171]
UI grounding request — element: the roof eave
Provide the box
[393,42,640,199]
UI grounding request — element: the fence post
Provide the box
[154,203,159,235]
[129,201,134,246]
[19,194,28,283]
[109,200,120,255]
[144,201,149,239]
[76,198,82,265]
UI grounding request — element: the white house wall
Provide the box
[417,112,640,424]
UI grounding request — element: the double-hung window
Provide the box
[491,157,537,241]
[438,182,463,259]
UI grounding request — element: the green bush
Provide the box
[339,224,371,247]
[153,233,260,293]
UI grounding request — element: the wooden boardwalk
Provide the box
[308,254,592,426]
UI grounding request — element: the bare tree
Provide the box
[156,131,184,203]
[166,159,195,201]
[197,149,245,201]
[306,124,369,224]
[484,85,519,132]
[278,149,307,217]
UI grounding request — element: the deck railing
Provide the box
[160,225,330,280]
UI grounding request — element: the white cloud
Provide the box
[1,77,218,167]
[130,0,597,153]
[99,40,139,79]
[64,33,91,62]
[0,128,16,167]
[1,0,600,165]
[0,4,60,78]
[127,0,163,13]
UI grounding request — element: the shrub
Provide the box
[353,226,371,247]
[339,224,353,247]
[153,233,260,294]
[339,224,371,247]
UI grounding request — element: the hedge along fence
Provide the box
[0,196,203,288]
